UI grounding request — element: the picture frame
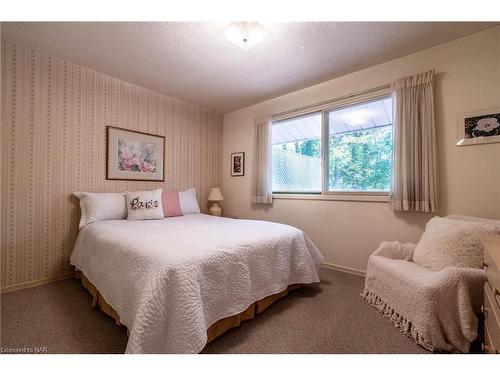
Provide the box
[231,152,245,177]
[456,107,500,146]
[106,126,165,181]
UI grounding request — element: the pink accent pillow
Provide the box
[161,191,183,217]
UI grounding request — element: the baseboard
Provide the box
[322,262,366,277]
[1,272,75,294]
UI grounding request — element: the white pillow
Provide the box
[412,216,497,271]
[74,192,127,230]
[126,188,164,221]
[178,188,201,214]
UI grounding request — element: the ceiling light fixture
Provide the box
[222,22,271,51]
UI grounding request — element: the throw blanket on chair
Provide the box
[362,241,486,353]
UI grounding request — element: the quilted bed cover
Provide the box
[70,214,323,353]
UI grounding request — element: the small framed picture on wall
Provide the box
[457,107,500,146]
[231,152,245,177]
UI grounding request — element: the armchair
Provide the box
[362,241,486,353]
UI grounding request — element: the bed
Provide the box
[70,214,323,353]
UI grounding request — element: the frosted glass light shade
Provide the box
[208,187,224,201]
[222,22,271,51]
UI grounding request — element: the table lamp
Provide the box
[208,187,224,216]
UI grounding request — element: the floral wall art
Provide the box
[118,139,157,173]
[107,126,165,181]
[457,108,500,146]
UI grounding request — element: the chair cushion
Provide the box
[413,216,496,271]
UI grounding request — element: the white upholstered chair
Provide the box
[362,215,500,353]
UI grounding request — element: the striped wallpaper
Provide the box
[0,42,223,291]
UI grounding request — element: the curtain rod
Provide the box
[271,83,391,120]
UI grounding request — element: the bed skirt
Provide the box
[75,270,300,345]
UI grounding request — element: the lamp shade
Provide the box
[208,187,224,201]
[221,22,271,51]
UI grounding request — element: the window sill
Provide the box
[272,192,389,203]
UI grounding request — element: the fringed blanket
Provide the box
[362,241,486,353]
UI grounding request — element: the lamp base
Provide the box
[209,202,222,216]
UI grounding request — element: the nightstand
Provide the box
[481,234,500,354]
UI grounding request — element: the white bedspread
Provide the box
[70,214,323,353]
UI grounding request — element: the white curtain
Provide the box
[390,70,438,212]
[252,115,273,204]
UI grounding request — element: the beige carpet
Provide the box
[1,268,427,354]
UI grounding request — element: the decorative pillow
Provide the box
[73,192,127,230]
[162,191,183,217]
[412,217,497,271]
[161,188,201,217]
[126,188,164,221]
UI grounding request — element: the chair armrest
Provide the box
[371,241,416,261]
[437,267,486,304]
[436,267,487,290]
[438,266,486,280]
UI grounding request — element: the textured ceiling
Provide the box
[2,22,497,113]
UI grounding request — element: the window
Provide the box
[272,112,322,192]
[271,94,393,194]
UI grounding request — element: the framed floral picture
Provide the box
[106,126,165,181]
[457,107,500,146]
[231,152,245,177]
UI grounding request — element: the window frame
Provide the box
[271,88,393,201]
